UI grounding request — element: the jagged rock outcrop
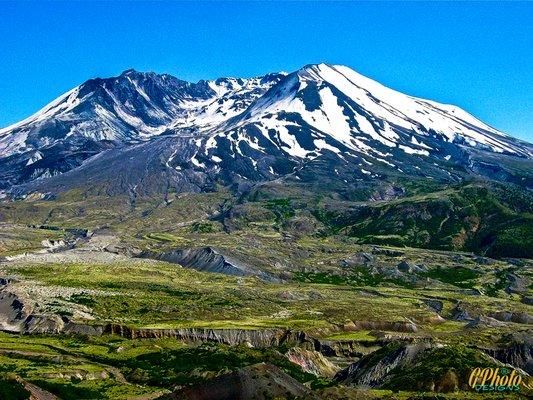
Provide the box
[339,252,374,267]
[489,311,532,324]
[505,273,529,294]
[451,303,472,321]
[371,247,404,257]
[335,343,436,387]
[0,284,67,334]
[0,281,103,335]
[523,296,533,305]
[0,288,32,332]
[343,320,418,333]
[139,246,279,281]
[479,332,533,374]
[103,324,288,347]
[23,314,66,334]
[423,299,444,313]
[396,260,427,274]
[481,345,533,375]
[465,316,507,329]
[334,343,519,393]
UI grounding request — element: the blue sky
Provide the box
[1,1,532,141]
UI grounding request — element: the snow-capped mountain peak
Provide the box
[230,63,528,160]
[0,64,531,192]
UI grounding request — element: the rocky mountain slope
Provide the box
[1,64,531,196]
[0,69,284,190]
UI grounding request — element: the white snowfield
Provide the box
[232,64,527,159]
[0,63,530,168]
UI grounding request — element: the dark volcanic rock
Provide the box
[340,252,374,267]
[465,316,507,329]
[423,299,444,314]
[451,304,471,321]
[489,311,532,324]
[396,260,427,274]
[522,296,533,305]
[335,343,435,387]
[371,247,404,257]
[480,332,533,374]
[506,273,529,294]
[140,246,279,282]
[158,363,312,400]
[334,343,513,393]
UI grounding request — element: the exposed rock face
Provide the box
[286,347,339,377]
[370,185,405,201]
[505,273,529,294]
[345,320,418,333]
[480,333,533,375]
[103,324,288,347]
[465,316,507,329]
[139,247,279,282]
[335,343,435,387]
[63,322,104,336]
[523,296,533,305]
[158,363,311,400]
[371,247,404,257]
[423,299,444,313]
[103,244,142,257]
[0,280,103,335]
[0,288,101,335]
[340,252,374,267]
[0,289,31,332]
[277,290,307,301]
[334,343,523,393]
[489,311,532,324]
[451,303,471,321]
[0,283,67,334]
[23,314,65,334]
[482,345,533,375]
[396,260,427,274]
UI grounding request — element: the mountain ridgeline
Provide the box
[0,63,532,257]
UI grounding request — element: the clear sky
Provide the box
[1,1,532,142]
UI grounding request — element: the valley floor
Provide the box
[0,219,531,399]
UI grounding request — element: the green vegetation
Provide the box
[0,224,65,257]
[0,179,531,399]
[421,266,481,289]
[325,330,376,341]
[293,269,414,288]
[9,259,443,329]
[0,333,330,399]
[263,198,296,223]
[0,374,30,400]
[385,345,499,391]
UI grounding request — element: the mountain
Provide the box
[0,63,531,197]
[0,69,284,189]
